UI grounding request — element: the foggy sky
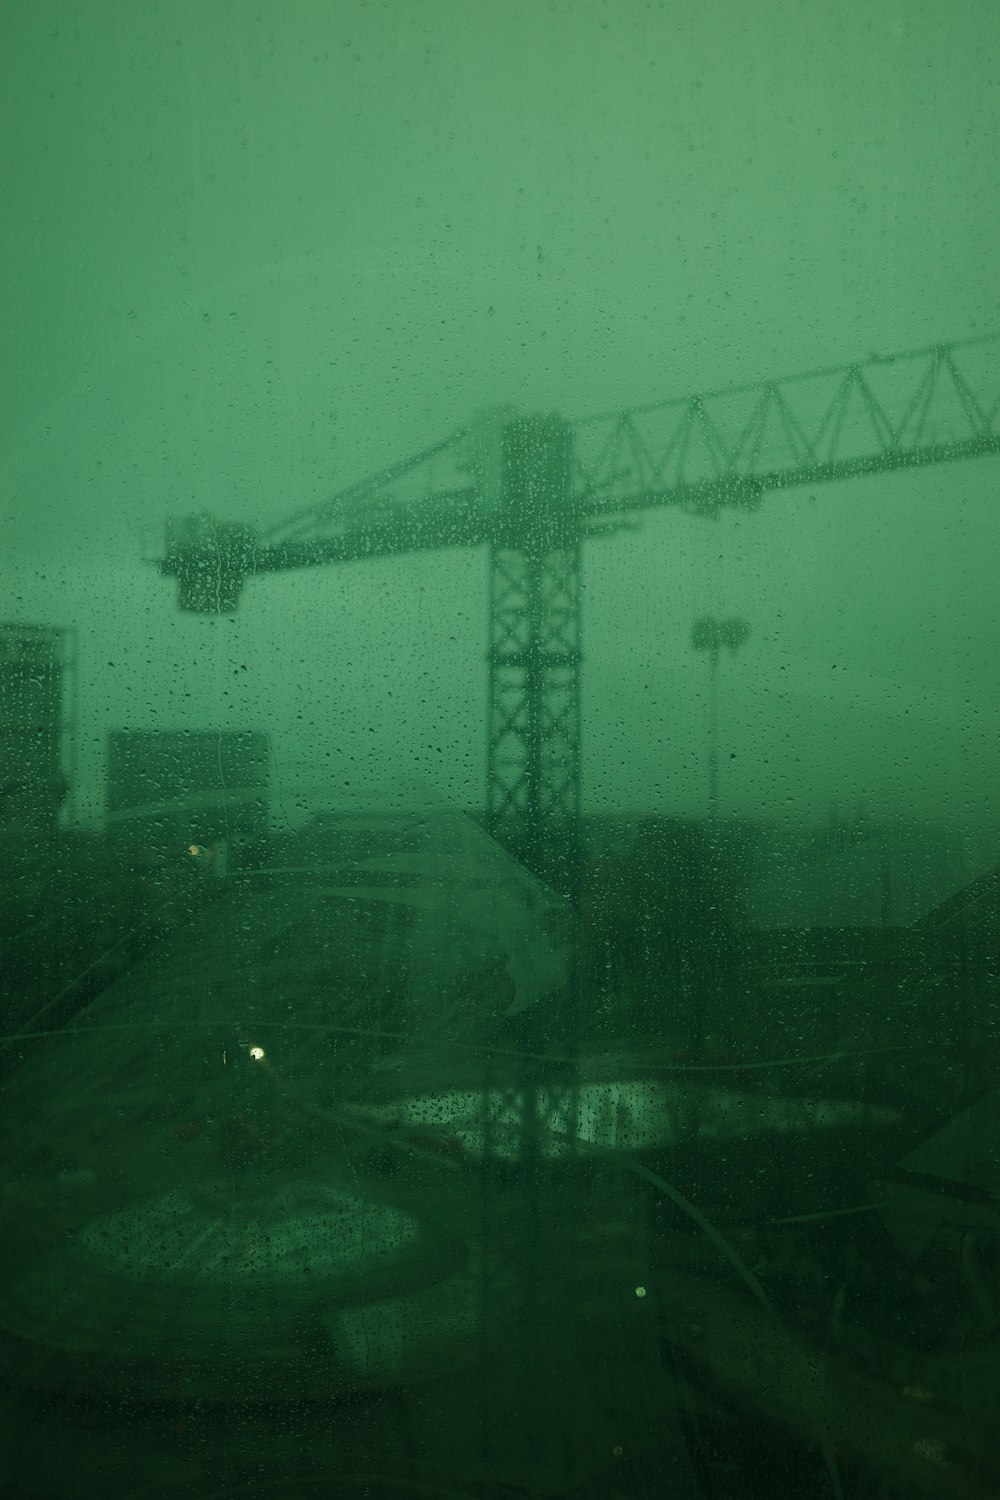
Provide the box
[1,0,998,855]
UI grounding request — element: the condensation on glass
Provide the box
[1,4,998,1498]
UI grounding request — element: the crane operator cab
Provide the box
[162,514,258,613]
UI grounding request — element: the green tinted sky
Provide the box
[2,0,998,840]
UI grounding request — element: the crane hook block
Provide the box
[162,515,258,614]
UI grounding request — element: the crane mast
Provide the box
[485,415,580,886]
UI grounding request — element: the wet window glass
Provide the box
[2,4,998,1498]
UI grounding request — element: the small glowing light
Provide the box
[634,1285,647,1298]
[249,1046,265,1062]
[188,844,205,857]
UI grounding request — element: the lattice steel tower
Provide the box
[484,414,581,886]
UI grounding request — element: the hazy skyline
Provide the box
[2,1,998,861]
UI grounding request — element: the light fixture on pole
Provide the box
[691,616,750,820]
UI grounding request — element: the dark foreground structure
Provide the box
[1,808,997,1499]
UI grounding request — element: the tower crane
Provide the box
[161,334,1000,885]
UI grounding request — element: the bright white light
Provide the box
[249,1046,265,1061]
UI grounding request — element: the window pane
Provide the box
[2,4,998,1498]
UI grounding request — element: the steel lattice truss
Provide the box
[163,336,1000,614]
[227,334,1000,569]
[488,543,581,831]
[572,335,1000,519]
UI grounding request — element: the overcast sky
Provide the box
[2,0,998,858]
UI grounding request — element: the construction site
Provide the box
[2,331,999,1500]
